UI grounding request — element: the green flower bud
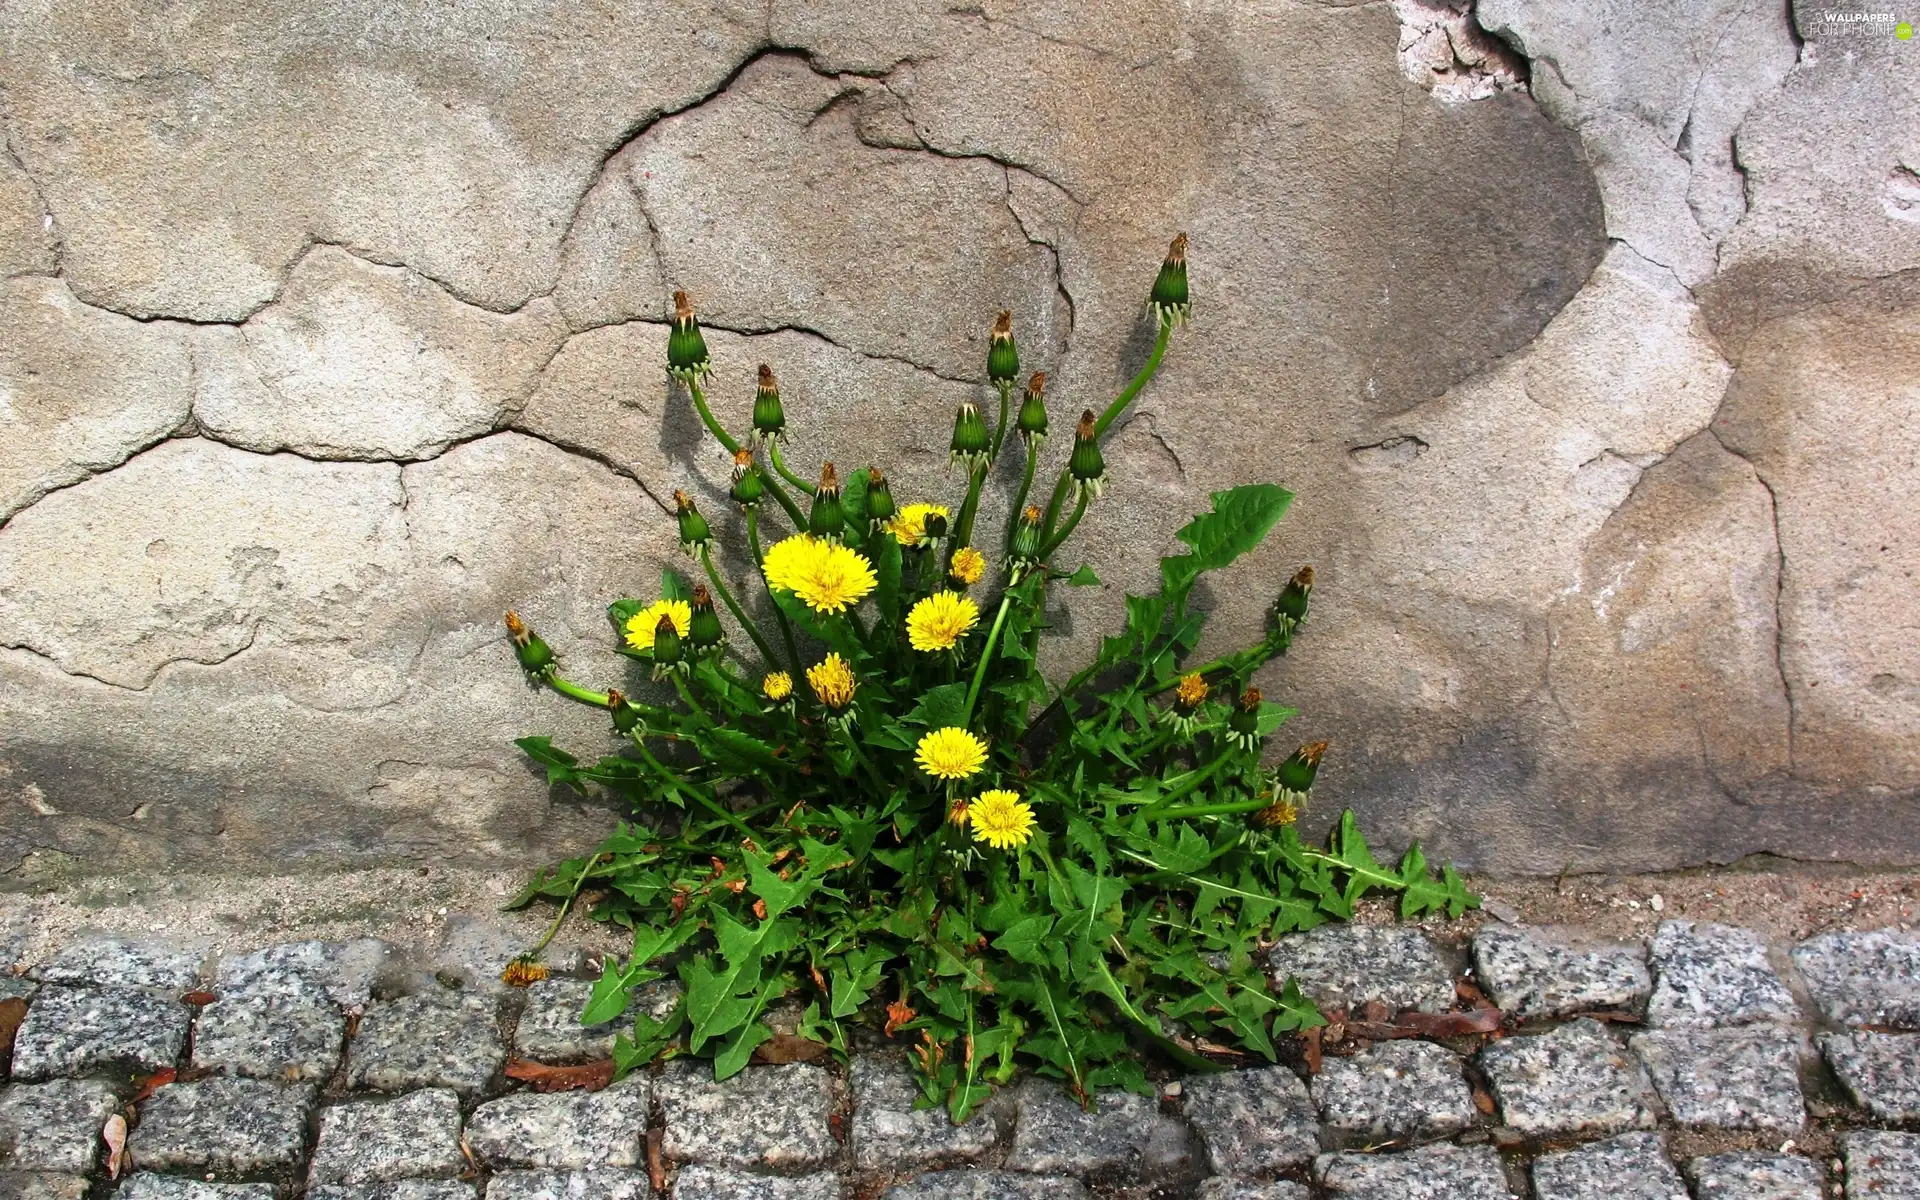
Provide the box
[607,689,641,734]
[923,510,948,542]
[809,462,845,541]
[987,310,1019,384]
[651,614,683,666]
[950,400,990,471]
[688,585,725,656]
[1010,504,1043,564]
[503,610,553,676]
[667,290,711,380]
[1272,564,1314,629]
[729,448,765,509]
[1226,686,1263,752]
[1274,740,1328,793]
[865,466,896,529]
[1016,371,1049,445]
[752,363,786,444]
[1068,409,1106,500]
[1149,233,1191,329]
[674,489,712,556]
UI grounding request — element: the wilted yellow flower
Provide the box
[806,653,857,709]
[1252,795,1299,828]
[501,957,549,987]
[762,671,793,702]
[916,726,987,781]
[969,789,1035,849]
[905,591,980,653]
[624,599,691,651]
[887,503,950,548]
[947,795,971,826]
[1175,672,1209,709]
[949,547,986,585]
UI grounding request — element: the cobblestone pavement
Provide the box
[0,919,1916,1199]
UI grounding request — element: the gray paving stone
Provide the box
[1311,1039,1476,1143]
[484,1170,655,1200]
[1472,924,1651,1020]
[848,1056,998,1172]
[1530,1132,1687,1200]
[310,1088,465,1184]
[1794,930,1920,1030]
[1182,1063,1318,1176]
[670,1166,841,1200]
[9,985,191,1080]
[346,991,504,1095]
[0,979,36,1002]
[658,1060,838,1172]
[1267,924,1455,1015]
[1845,1131,1920,1200]
[0,1079,119,1173]
[1004,1077,1157,1177]
[30,939,201,992]
[0,1173,87,1200]
[312,1185,479,1200]
[1194,1181,1311,1200]
[1631,1026,1805,1134]
[1646,922,1798,1030]
[129,1077,316,1175]
[1315,1143,1517,1198]
[1821,1030,1920,1122]
[193,991,345,1081]
[512,980,618,1063]
[878,1170,1092,1200]
[1477,1018,1655,1138]
[115,1177,277,1200]
[217,939,391,1008]
[467,1077,649,1169]
[1686,1152,1824,1200]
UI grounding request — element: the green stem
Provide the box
[686,378,741,455]
[748,510,802,671]
[632,738,756,840]
[1004,445,1038,549]
[671,672,714,724]
[961,592,1016,729]
[1138,753,1235,819]
[545,673,611,708]
[1147,795,1274,821]
[951,463,988,552]
[1095,322,1172,436]
[699,546,779,669]
[526,851,600,955]
[1039,493,1089,559]
[988,379,1013,464]
[767,441,815,496]
[1038,471,1073,545]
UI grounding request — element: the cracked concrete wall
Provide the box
[0,0,1914,877]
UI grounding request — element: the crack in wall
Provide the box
[1708,422,1798,774]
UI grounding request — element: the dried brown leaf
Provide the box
[503,1058,615,1093]
[182,991,218,1006]
[0,997,26,1057]
[130,1067,177,1104]
[103,1112,129,1179]
[646,1127,666,1192]
[884,999,915,1037]
[751,1033,830,1065]
[1303,1025,1323,1075]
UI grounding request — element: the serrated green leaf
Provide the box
[992,915,1056,968]
[1065,565,1100,586]
[660,568,694,601]
[1159,484,1294,612]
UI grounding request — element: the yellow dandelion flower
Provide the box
[916,726,987,781]
[806,652,857,709]
[1252,796,1299,828]
[949,547,986,585]
[792,541,877,614]
[905,591,980,653]
[762,671,793,702]
[623,599,691,651]
[970,789,1036,850]
[887,503,950,548]
[762,533,825,593]
[1175,672,1209,709]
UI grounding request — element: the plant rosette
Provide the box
[503,237,1476,1121]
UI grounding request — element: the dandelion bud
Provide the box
[607,689,641,734]
[1226,687,1263,752]
[923,511,949,542]
[1010,505,1043,565]
[987,311,1019,384]
[1273,564,1314,629]
[667,290,712,380]
[730,448,765,509]
[651,614,683,667]
[674,490,712,556]
[809,462,846,542]
[752,364,786,444]
[1274,740,1327,794]
[865,466,896,529]
[688,585,724,656]
[1016,372,1049,445]
[503,610,554,676]
[1069,410,1106,500]
[1163,671,1209,738]
[1149,233,1191,329]
[950,400,991,471]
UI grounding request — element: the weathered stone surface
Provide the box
[1686,1152,1824,1200]
[878,1170,1091,1200]
[1311,1040,1477,1143]
[1193,1181,1311,1200]
[115,1177,276,1200]
[484,1170,655,1200]
[346,992,503,1096]
[1531,1132,1687,1200]
[1793,929,1920,1030]
[309,1089,465,1185]
[9,985,190,1080]
[466,1077,649,1170]
[1646,921,1798,1029]
[194,250,567,460]
[311,1185,478,1200]
[1315,1143,1516,1198]
[514,980,621,1063]
[1472,924,1651,1019]
[671,1167,840,1200]
[1005,1078,1156,1178]
[192,991,345,1082]
[1631,1026,1805,1134]
[0,279,193,522]
[0,154,57,276]
[1478,1018,1655,1138]
[216,939,390,1009]
[1844,1131,1920,1200]
[1181,1064,1318,1177]
[658,1061,838,1172]
[848,1056,997,1173]
[1266,924,1454,1015]
[1820,1031,1920,1123]
[0,1174,86,1200]
[129,1077,315,1175]
[0,1080,118,1173]
[29,937,199,991]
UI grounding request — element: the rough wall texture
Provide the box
[0,0,1915,876]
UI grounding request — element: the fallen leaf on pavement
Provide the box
[0,997,26,1058]
[1303,1025,1323,1075]
[503,1059,615,1093]
[646,1127,666,1192]
[103,1112,129,1179]
[752,1033,830,1065]
[131,1068,177,1104]
[182,991,218,1006]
